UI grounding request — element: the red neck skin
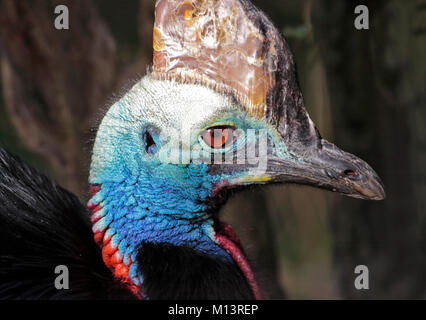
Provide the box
[211,182,263,299]
[214,222,263,300]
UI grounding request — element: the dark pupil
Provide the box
[212,130,223,138]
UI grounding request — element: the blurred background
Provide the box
[0,0,424,299]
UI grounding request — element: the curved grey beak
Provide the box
[266,139,386,201]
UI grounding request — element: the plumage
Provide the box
[137,242,254,299]
[0,148,134,299]
[0,0,385,300]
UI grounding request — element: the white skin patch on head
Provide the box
[131,75,239,132]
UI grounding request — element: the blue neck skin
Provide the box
[90,162,234,283]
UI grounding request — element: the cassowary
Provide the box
[0,0,385,300]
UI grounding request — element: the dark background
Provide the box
[0,0,424,299]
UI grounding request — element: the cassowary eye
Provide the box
[202,126,236,149]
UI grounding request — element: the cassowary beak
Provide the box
[230,131,386,201]
[264,138,386,201]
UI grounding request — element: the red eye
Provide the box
[202,126,236,149]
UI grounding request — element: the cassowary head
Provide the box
[89,0,385,298]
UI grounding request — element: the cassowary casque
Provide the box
[0,0,385,300]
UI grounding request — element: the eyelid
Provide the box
[203,120,237,130]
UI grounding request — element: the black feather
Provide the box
[137,242,254,300]
[0,147,134,299]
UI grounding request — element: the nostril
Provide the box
[344,169,358,177]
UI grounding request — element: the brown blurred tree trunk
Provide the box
[312,0,426,298]
[0,0,154,199]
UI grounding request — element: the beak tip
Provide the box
[373,185,386,201]
[370,190,386,201]
[356,176,386,201]
[371,175,386,201]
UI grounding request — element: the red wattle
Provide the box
[215,223,263,300]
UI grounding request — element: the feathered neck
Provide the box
[87,174,262,299]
